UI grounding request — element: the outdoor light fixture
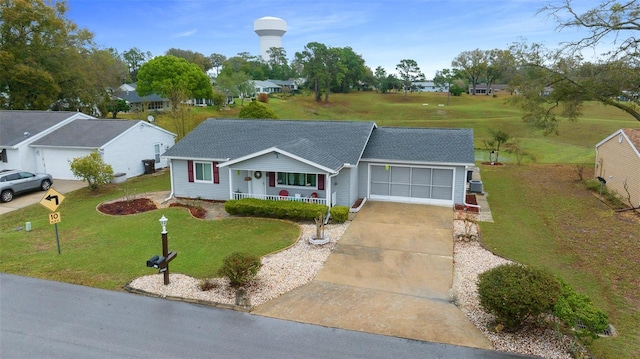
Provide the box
[159,215,168,234]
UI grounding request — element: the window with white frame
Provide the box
[195,162,212,182]
[277,172,316,187]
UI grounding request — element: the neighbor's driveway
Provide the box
[0,180,87,215]
[253,201,492,349]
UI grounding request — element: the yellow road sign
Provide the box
[40,188,65,212]
[49,212,61,224]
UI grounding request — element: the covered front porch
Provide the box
[227,169,331,206]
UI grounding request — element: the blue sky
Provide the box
[66,0,599,78]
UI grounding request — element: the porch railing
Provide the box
[232,192,327,205]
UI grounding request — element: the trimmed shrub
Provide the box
[257,93,269,103]
[330,206,349,223]
[225,198,328,221]
[477,264,561,329]
[217,252,262,288]
[554,278,609,339]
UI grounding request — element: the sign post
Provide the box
[40,188,65,254]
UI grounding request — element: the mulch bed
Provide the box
[169,202,207,219]
[97,198,207,219]
[97,198,157,215]
[454,194,479,213]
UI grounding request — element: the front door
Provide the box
[250,171,266,198]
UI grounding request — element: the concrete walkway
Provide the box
[253,201,492,350]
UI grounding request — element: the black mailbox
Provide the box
[146,255,159,267]
[153,256,166,269]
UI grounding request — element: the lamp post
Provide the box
[146,215,177,285]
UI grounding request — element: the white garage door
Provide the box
[369,164,454,205]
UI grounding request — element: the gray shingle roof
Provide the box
[362,127,475,164]
[0,110,87,147]
[31,119,139,148]
[162,119,376,171]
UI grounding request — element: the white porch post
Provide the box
[228,167,233,199]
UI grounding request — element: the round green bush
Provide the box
[477,263,561,329]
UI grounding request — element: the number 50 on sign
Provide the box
[49,212,61,224]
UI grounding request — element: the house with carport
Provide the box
[161,119,475,208]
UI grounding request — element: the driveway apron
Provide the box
[253,201,492,349]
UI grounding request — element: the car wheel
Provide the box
[1,190,13,202]
[40,179,51,191]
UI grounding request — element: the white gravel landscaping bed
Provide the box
[129,217,578,358]
[128,223,349,307]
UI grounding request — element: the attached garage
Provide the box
[369,164,455,205]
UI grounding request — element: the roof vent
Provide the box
[24,131,30,137]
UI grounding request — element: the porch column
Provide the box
[227,167,233,199]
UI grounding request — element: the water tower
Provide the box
[254,16,287,62]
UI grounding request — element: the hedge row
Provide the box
[224,198,328,221]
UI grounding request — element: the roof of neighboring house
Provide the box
[596,128,640,159]
[30,119,140,148]
[116,83,168,104]
[623,128,640,152]
[362,127,475,165]
[162,119,376,171]
[253,80,281,89]
[0,110,92,147]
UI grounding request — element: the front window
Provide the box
[277,172,316,188]
[195,162,212,182]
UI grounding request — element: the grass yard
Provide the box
[10,91,640,358]
[0,172,299,290]
[479,164,640,359]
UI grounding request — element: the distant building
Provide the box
[254,17,287,62]
[413,81,448,92]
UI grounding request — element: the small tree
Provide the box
[485,129,510,163]
[106,98,130,119]
[218,252,262,288]
[69,152,114,190]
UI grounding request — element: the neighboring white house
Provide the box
[413,81,448,92]
[0,110,176,180]
[595,128,640,207]
[253,80,282,95]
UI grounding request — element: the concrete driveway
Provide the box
[253,201,492,349]
[0,180,87,215]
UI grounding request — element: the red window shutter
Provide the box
[268,172,275,187]
[187,160,194,182]
[318,174,325,190]
[213,162,219,184]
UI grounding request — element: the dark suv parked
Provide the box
[0,170,53,202]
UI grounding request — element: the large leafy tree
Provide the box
[0,0,109,111]
[511,0,640,134]
[295,42,330,102]
[166,48,212,72]
[136,55,213,111]
[452,49,487,95]
[209,53,227,77]
[396,59,425,98]
[122,47,152,83]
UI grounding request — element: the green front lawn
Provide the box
[0,172,299,290]
[479,164,640,359]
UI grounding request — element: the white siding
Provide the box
[103,122,175,178]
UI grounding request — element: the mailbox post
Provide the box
[145,215,177,285]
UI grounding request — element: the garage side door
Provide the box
[369,164,454,205]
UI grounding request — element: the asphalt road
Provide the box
[0,274,534,359]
